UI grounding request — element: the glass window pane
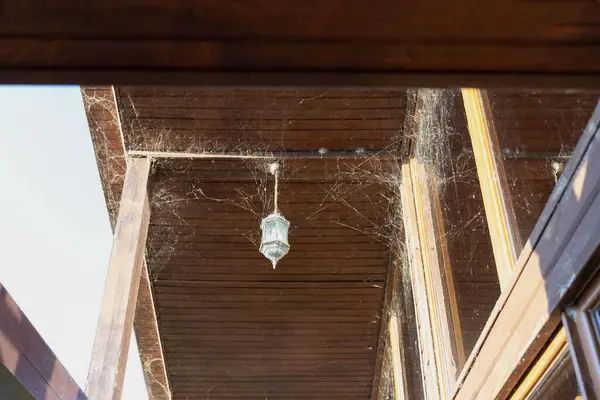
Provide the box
[488,91,599,245]
[413,89,599,387]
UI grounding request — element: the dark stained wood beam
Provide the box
[0,283,87,400]
[86,157,152,400]
[461,88,522,291]
[2,1,600,86]
[453,101,600,399]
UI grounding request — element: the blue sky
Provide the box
[0,86,148,398]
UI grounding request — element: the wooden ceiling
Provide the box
[3,1,600,86]
[116,87,405,153]
[84,87,408,399]
[83,85,599,399]
[148,158,393,399]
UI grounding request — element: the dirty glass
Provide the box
[488,91,599,247]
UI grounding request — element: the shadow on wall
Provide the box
[0,285,87,400]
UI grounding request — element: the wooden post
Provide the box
[461,88,521,290]
[86,157,152,400]
[401,160,464,398]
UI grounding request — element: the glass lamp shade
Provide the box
[260,212,290,268]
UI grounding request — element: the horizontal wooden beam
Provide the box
[462,88,522,291]
[128,150,387,160]
[6,71,600,88]
[86,157,152,400]
[0,284,87,400]
[454,100,600,399]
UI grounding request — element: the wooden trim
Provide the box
[133,261,172,400]
[461,88,521,291]
[374,258,409,400]
[371,256,398,399]
[86,157,152,400]
[401,159,464,398]
[453,100,600,399]
[401,162,439,398]
[563,268,600,399]
[510,327,568,400]
[0,284,87,400]
[389,313,408,400]
[411,159,465,376]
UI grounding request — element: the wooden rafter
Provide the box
[0,284,87,400]
[86,157,152,400]
[461,88,521,290]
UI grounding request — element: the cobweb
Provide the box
[82,86,590,399]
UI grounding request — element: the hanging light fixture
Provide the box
[260,162,290,269]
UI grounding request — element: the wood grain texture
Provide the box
[409,159,464,395]
[146,157,391,399]
[86,157,152,400]
[0,284,87,400]
[117,87,406,154]
[401,161,443,398]
[2,0,600,85]
[462,88,521,291]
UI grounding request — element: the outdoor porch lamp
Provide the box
[260,162,290,268]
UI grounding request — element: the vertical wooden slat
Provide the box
[401,162,439,398]
[410,159,465,393]
[461,88,521,290]
[389,314,407,400]
[401,160,464,398]
[372,256,402,400]
[376,258,409,400]
[86,157,152,400]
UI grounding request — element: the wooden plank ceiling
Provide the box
[85,87,408,399]
[3,1,600,85]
